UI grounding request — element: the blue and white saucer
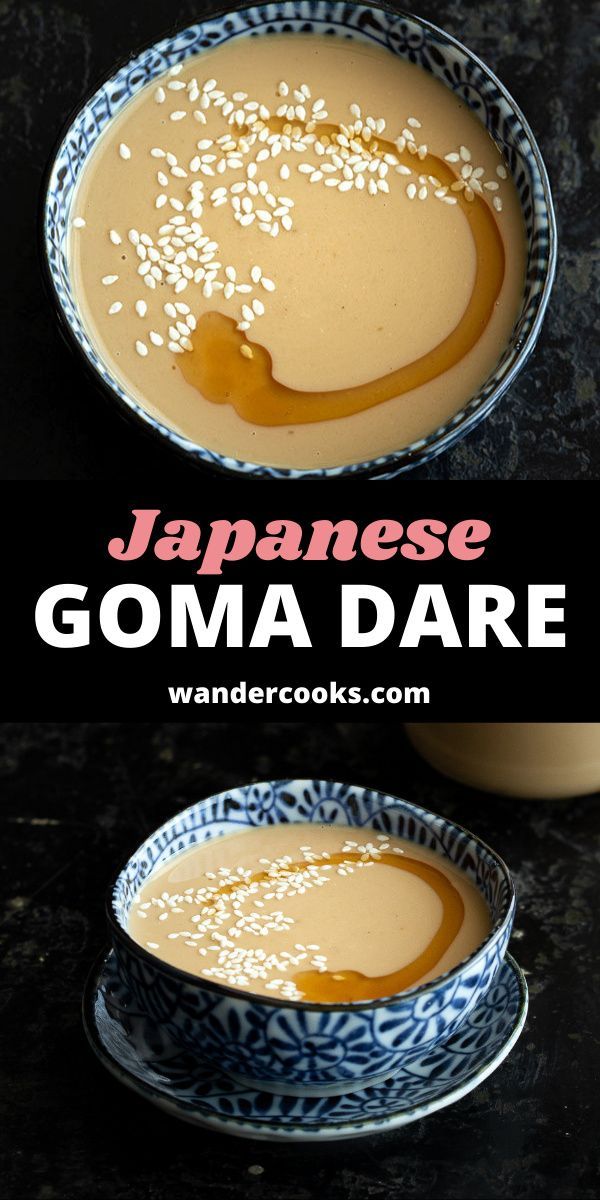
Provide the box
[83,949,528,1141]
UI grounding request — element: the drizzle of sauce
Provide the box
[207,849,465,1003]
[179,124,506,426]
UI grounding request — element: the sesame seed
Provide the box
[102,274,118,285]
[72,216,86,228]
[135,340,148,357]
[119,143,131,160]
[108,301,122,315]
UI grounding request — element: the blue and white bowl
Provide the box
[107,779,516,1095]
[42,2,556,479]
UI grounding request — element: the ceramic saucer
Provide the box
[83,949,527,1142]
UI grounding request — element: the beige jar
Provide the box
[405,723,600,799]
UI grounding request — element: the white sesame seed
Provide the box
[108,301,122,315]
[149,331,164,346]
[261,277,275,292]
[135,340,148,357]
[119,143,131,160]
[170,110,187,122]
[72,216,86,228]
[102,274,118,285]
[497,164,508,179]
[155,86,166,104]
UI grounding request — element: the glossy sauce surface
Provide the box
[181,126,505,426]
[129,824,491,1003]
[71,35,526,468]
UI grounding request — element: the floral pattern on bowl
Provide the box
[85,947,528,1139]
[107,779,516,1094]
[42,1,556,479]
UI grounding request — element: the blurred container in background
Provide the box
[404,724,600,799]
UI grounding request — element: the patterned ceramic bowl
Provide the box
[42,1,556,480]
[107,780,516,1095]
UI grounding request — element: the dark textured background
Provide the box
[2,0,599,479]
[0,722,598,1199]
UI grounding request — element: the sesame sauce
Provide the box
[222,850,465,1002]
[130,826,489,1004]
[180,126,505,425]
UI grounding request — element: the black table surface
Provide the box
[4,0,598,480]
[0,722,598,1199]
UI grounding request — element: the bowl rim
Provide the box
[105,777,516,1012]
[40,0,557,480]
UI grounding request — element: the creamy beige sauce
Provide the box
[129,824,491,1002]
[406,723,600,799]
[70,34,526,468]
